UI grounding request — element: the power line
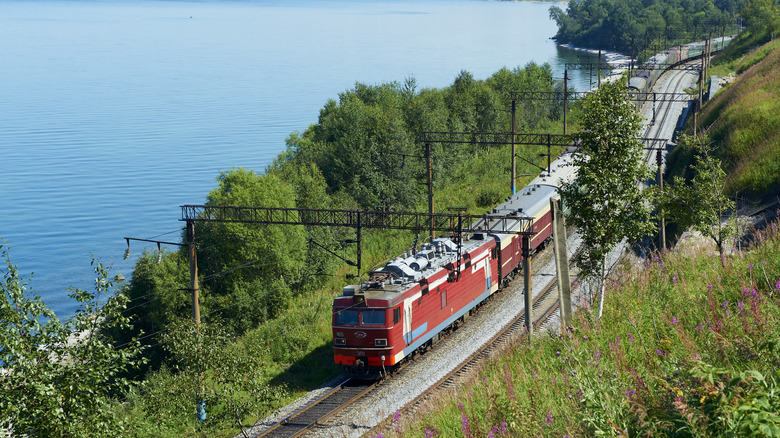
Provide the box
[113,326,169,350]
[122,295,164,314]
[147,229,182,240]
[200,256,273,283]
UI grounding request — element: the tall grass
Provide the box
[698,38,780,194]
[386,214,780,437]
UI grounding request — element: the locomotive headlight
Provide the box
[375,338,388,347]
[335,338,346,346]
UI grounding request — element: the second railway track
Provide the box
[253,379,376,438]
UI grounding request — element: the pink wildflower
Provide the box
[461,412,471,437]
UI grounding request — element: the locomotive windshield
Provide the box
[362,309,386,325]
[335,310,358,325]
[334,309,386,325]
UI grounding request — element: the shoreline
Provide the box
[557,42,635,87]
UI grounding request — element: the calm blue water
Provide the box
[0,0,598,319]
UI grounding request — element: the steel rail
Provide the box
[249,378,349,438]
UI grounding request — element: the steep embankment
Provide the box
[698,39,780,196]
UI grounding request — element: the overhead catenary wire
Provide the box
[113,327,170,351]
[192,234,369,322]
[121,233,339,325]
[116,282,333,354]
[122,251,278,316]
[122,295,166,314]
[122,225,301,301]
[147,229,182,240]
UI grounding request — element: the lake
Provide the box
[0,0,600,318]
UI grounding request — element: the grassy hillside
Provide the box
[701,38,780,195]
[385,215,780,437]
[669,37,780,199]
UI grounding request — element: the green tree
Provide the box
[559,80,655,318]
[118,167,314,351]
[194,168,308,334]
[401,84,450,138]
[741,0,779,33]
[157,319,283,437]
[486,63,555,131]
[663,134,736,266]
[267,159,347,287]
[0,245,145,437]
[310,82,420,210]
[112,248,189,374]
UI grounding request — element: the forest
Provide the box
[549,0,743,56]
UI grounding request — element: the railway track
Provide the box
[642,61,698,148]
[250,379,375,438]
[247,241,577,438]
[411,273,565,395]
[357,60,702,438]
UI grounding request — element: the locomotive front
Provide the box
[332,277,398,379]
[332,236,507,379]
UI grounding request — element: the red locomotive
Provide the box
[332,184,559,378]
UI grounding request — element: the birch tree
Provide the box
[559,79,655,317]
[0,245,145,437]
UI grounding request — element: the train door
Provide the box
[403,298,413,344]
[484,255,492,293]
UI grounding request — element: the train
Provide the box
[331,178,568,378]
[628,36,733,93]
[331,35,731,379]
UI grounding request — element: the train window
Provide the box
[362,310,386,325]
[393,307,401,324]
[335,310,358,325]
[441,291,447,309]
